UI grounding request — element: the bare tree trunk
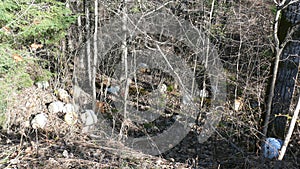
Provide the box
[263,2,284,137]
[73,0,93,110]
[85,0,91,85]
[66,1,73,52]
[278,87,300,160]
[119,0,129,140]
[201,0,215,107]
[77,0,83,53]
[92,0,98,108]
[77,0,84,68]
[264,0,300,139]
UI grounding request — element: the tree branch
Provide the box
[278,93,300,160]
[263,2,284,137]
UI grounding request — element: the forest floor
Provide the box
[0,84,299,169]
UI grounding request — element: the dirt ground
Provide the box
[0,85,299,169]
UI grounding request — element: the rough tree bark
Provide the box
[268,1,300,139]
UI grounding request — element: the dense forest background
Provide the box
[0,0,299,168]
